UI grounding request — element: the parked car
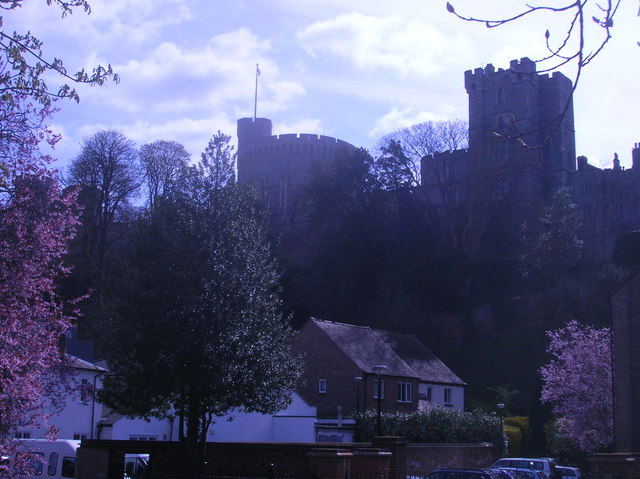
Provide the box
[555,466,581,479]
[496,468,545,479]
[426,469,513,479]
[11,439,80,479]
[491,458,557,479]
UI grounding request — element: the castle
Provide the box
[422,57,640,263]
[237,117,356,230]
[238,57,640,264]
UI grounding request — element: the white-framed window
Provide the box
[418,383,433,401]
[318,378,327,394]
[80,378,91,404]
[397,382,412,403]
[444,388,452,405]
[373,379,385,399]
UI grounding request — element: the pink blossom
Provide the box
[0,89,80,476]
[540,320,613,452]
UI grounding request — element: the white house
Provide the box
[14,356,107,441]
[19,355,317,443]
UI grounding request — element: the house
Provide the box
[292,318,466,423]
[611,231,640,452]
[96,392,316,443]
[14,355,107,441]
[18,354,317,443]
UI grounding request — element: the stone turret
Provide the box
[236,117,356,228]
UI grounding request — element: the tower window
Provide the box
[497,88,505,104]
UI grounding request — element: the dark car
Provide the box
[425,469,513,479]
[497,468,545,479]
[555,466,581,479]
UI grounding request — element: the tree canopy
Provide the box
[540,320,613,453]
[98,131,302,444]
[0,0,112,470]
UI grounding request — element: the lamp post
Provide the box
[373,365,387,436]
[497,403,505,456]
[355,376,362,414]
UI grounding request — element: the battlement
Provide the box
[239,130,354,157]
[465,57,544,92]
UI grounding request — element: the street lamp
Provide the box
[373,365,387,436]
[497,403,506,456]
[354,376,363,414]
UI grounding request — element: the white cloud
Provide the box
[272,119,325,137]
[297,13,473,78]
[71,28,306,122]
[368,107,442,138]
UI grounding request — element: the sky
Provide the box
[3,0,639,172]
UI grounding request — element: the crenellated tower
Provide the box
[464,57,576,204]
[237,117,356,230]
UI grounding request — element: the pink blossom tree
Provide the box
[0,94,81,475]
[0,0,116,473]
[540,320,613,453]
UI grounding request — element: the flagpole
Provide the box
[254,63,259,121]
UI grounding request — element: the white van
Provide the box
[491,458,557,479]
[17,439,80,479]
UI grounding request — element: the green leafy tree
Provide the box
[98,131,302,447]
[0,0,117,106]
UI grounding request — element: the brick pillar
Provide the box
[308,449,352,479]
[590,453,640,479]
[372,437,407,479]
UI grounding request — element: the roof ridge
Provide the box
[311,317,374,331]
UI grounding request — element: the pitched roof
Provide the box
[67,354,108,373]
[310,318,465,386]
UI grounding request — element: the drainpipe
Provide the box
[90,371,105,439]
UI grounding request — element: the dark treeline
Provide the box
[62,123,621,453]
[272,125,620,451]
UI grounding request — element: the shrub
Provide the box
[505,416,530,454]
[505,424,522,456]
[354,406,505,451]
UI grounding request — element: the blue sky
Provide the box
[3,0,639,171]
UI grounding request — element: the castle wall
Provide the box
[237,117,356,228]
[423,58,640,268]
[570,151,640,262]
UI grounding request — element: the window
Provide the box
[79,378,91,404]
[129,435,158,441]
[14,432,31,439]
[73,434,87,441]
[373,379,385,399]
[497,88,505,104]
[418,384,433,401]
[318,378,327,394]
[397,382,412,403]
[444,388,452,405]
[47,452,58,476]
[27,452,44,476]
[61,457,75,478]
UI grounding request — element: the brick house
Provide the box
[292,318,466,420]
[611,232,640,452]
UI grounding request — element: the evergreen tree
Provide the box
[98,131,302,446]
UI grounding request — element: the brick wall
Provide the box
[612,268,640,452]
[590,453,640,479]
[292,321,422,418]
[77,438,499,479]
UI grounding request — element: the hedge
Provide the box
[354,407,506,452]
